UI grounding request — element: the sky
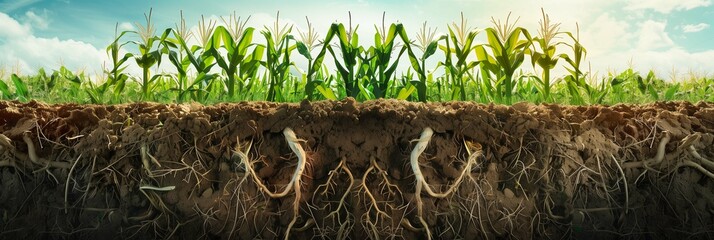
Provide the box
[0,0,713,80]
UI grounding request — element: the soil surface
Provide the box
[1,99,714,239]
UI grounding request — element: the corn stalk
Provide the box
[401,22,442,102]
[439,13,480,101]
[527,9,564,102]
[325,12,363,98]
[130,9,171,100]
[475,13,531,104]
[296,17,336,100]
[559,23,588,105]
[368,13,408,99]
[261,12,296,102]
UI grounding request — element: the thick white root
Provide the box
[404,127,481,240]
[234,127,310,240]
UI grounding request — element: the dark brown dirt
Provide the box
[1,99,714,239]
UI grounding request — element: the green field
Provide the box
[1,10,712,105]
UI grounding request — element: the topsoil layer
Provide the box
[1,99,714,240]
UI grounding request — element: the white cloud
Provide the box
[0,12,107,75]
[626,0,712,13]
[581,13,633,53]
[0,12,31,38]
[118,22,134,31]
[683,23,710,32]
[24,10,49,30]
[636,20,675,50]
[0,0,41,12]
[584,18,714,79]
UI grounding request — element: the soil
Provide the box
[1,98,714,239]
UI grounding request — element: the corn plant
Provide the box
[605,69,641,103]
[211,12,263,100]
[90,23,133,104]
[584,68,611,104]
[475,13,531,104]
[8,9,714,105]
[528,9,563,102]
[26,68,53,99]
[559,23,588,105]
[681,75,714,102]
[51,66,84,102]
[632,70,681,101]
[130,9,171,100]
[401,21,442,102]
[355,47,377,100]
[261,12,296,102]
[366,13,408,99]
[325,12,363,98]
[163,11,193,102]
[515,74,541,102]
[295,17,333,100]
[439,13,480,101]
[166,15,221,102]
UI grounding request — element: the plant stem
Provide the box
[142,67,150,100]
[543,68,550,102]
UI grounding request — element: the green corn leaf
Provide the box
[351,26,360,47]
[636,75,647,94]
[316,85,337,100]
[296,41,311,60]
[484,28,504,55]
[611,77,625,87]
[113,74,127,98]
[237,28,255,53]
[215,26,235,53]
[396,85,416,100]
[647,86,659,100]
[384,46,407,80]
[424,39,441,60]
[646,70,656,83]
[374,30,383,49]
[664,84,679,101]
[0,80,11,98]
[11,74,28,99]
[86,89,100,104]
[357,79,374,100]
[167,51,186,75]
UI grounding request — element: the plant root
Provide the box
[140,143,161,177]
[0,132,69,171]
[402,127,482,239]
[360,157,392,237]
[611,154,629,214]
[64,153,83,213]
[622,131,670,170]
[622,131,714,182]
[22,131,71,169]
[234,127,309,240]
[313,157,355,234]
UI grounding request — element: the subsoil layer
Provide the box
[1,99,714,239]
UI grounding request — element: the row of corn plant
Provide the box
[1,9,712,104]
[3,64,710,104]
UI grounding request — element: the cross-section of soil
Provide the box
[1,99,714,239]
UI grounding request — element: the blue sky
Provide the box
[0,0,713,79]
